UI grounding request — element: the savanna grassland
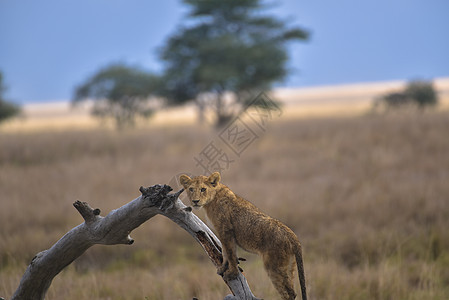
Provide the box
[1,111,449,300]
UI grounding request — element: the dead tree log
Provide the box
[9,184,259,300]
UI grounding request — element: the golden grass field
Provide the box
[1,80,449,299]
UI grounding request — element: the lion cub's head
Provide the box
[179,172,221,208]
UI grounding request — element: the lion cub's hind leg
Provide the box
[263,252,297,300]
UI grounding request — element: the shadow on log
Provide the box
[8,184,260,300]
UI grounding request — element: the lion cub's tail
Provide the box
[294,242,307,300]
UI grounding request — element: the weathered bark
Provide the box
[9,184,259,300]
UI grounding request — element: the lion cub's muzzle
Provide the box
[192,200,200,206]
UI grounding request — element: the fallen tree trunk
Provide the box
[9,184,260,300]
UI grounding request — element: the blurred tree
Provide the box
[374,79,438,112]
[405,80,438,109]
[159,0,308,126]
[374,92,412,111]
[73,63,161,129]
[0,71,21,124]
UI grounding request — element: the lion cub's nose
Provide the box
[192,200,200,205]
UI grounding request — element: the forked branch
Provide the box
[9,184,259,300]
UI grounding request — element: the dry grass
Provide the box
[1,110,449,299]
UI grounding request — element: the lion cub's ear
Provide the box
[208,172,221,187]
[179,174,192,188]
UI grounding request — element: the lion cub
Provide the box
[180,172,307,300]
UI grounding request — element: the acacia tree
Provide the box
[73,63,160,129]
[405,80,438,109]
[0,71,20,124]
[159,0,308,126]
[374,79,439,111]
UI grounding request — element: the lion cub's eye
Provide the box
[189,188,194,192]
[201,188,206,193]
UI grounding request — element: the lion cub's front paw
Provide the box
[217,260,229,276]
[218,261,238,281]
[222,268,239,281]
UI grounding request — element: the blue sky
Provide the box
[1,0,448,104]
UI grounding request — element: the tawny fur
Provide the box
[180,172,307,300]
